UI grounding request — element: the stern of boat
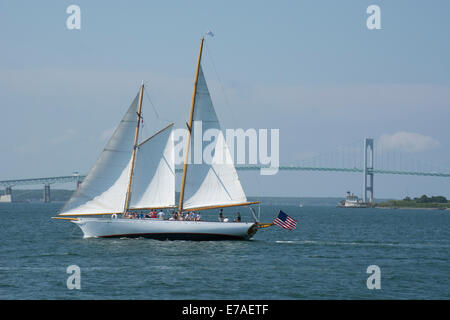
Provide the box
[247,223,258,239]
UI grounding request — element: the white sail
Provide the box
[129,124,175,209]
[182,66,248,210]
[59,93,139,215]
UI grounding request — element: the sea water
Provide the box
[0,202,449,299]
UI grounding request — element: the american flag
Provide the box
[273,210,298,230]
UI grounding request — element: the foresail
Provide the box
[182,66,248,210]
[129,124,175,209]
[59,93,140,215]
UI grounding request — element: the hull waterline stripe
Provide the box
[52,217,79,221]
[97,232,250,241]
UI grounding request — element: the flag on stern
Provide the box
[273,210,298,230]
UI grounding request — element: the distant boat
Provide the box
[53,37,262,240]
[299,203,303,208]
[0,194,12,203]
[337,191,367,208]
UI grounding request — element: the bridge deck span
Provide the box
[1,167,450,187]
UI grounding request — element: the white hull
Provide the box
[338,201,367,208]
[72,217,258,241]
[344,201,367,208]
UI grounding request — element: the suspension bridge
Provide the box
[1,138,449,203]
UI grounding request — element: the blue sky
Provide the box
[1,0,450,198]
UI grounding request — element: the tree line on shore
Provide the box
[377,194,450,209]
[402,195,448,203]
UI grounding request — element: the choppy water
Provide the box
[0,202,449,299]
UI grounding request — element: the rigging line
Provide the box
[143,85,159,118]
[204,44,239,129]
[142,84,172,124]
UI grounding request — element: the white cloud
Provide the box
[378,131,439,153]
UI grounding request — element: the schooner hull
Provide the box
[72,218,258,241]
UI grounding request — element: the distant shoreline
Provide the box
[375,206,449,211]
[2,189,450,210]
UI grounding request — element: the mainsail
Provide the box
[129,123,175,209]
[59,93,140,216]
[181,65,252,211]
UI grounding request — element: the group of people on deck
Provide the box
[123,208,242,222]
[218,209,241,222]
[123,210,165,220]
[169,211,201,221]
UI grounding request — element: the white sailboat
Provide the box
[54,37,260,240]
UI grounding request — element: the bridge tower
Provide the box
[1,186,13,202]
[363,138,374,203]
[43,184,51,203]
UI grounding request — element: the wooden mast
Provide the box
[178,37,204,213]
[124,81,145,213]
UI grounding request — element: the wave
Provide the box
[275,240,450,249]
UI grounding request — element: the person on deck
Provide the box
[157,210,165,220]
[234,212,241,222]
[218,209,223,222]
